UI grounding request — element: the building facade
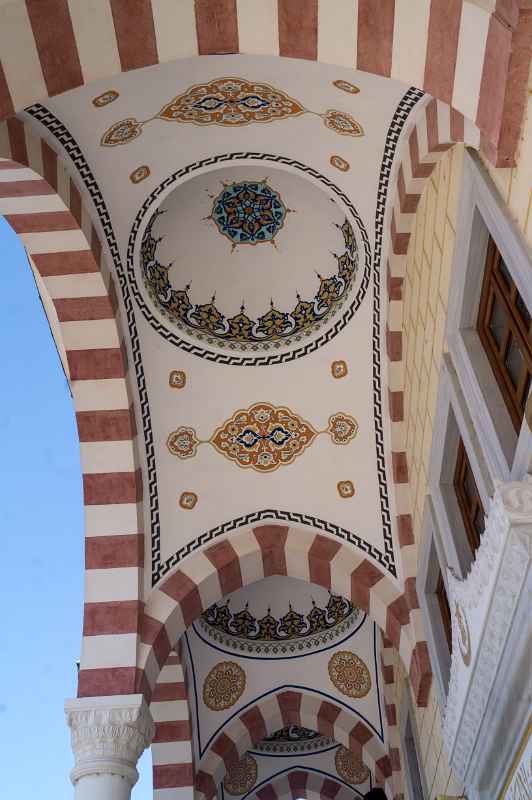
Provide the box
[0,2,531,799]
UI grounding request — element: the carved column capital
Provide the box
[65,694,155,786]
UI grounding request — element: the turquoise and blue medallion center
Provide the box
[211,180,287,246]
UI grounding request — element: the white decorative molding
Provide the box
[442,477,532,794]
[65,694,155,785]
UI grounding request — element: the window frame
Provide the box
[477,236,532,431]
[429,353,493,579]
[417,496,453,708]
[399,683,428,800]
[446,149,532,481]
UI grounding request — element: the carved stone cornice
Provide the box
[65,694,155,785]
[443,476,532,791]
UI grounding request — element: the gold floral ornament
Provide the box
[334,746,370,785]
[323,110,364,137]
[330,155,350,172]
[331,360,348,378]
[167,427,199,460]
[102,118,143,146]
[337,480,355,499]
[328,412,358,445]
[179,491,197,510]
[169,369,186,389]
[223,754,258,795]
[166,402,359,473]
[332,80,360,95]
[203,661,246,711]
[130,165,150,184]
[211,403,317,473]
[92,89,119,107]
[328,651,371,698]
[101,76,364,146]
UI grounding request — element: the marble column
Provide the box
[65,694,155,800]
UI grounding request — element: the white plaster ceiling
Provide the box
[25,54,421,589]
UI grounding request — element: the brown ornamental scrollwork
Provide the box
[223,754,258,795]
[335,746,370,785]
[328,651,371,698]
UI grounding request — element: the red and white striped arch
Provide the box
[251,769,368,800]
[150,650,194,800]
[0,0,529,166]
[140,526,427,709]
[195,687,392,800]
[0,130,145,698]
[252,769,376,800]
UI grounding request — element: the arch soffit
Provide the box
[0,92,475,710]
[246,768,368,800]
[0,0,526,166]
[197,686,389,781]
[142,525,416,700]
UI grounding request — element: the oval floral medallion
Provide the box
[203,661,246,711]
[328,651,371,698]
[335,746,370,785]
[223,754,258,795]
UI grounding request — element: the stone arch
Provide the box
[0,0,528,166]
[140,525,428,714]
[195,686,391,798]
[150,649,194,798]
[0,147,144,696]
[0,91,482,719]
[249,768,368,800]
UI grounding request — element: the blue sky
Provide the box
[0,216,151,797]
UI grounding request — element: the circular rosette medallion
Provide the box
[203,661,246,711]
[335,746,370,785]
[223,754,258,795]
[211,180,288,247]
[328,650,371,698]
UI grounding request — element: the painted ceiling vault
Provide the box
[182,576,384,794]
[21,54,424,589]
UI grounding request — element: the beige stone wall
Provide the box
[402,143,464,558]
[399,143,466,799]
[395,73,532,800]
[395,70,532,800]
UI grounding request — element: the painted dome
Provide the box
[138,165,365,356]
[195,575,363,658]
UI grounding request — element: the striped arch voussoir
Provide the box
[140,524,428,712]
[150,649,194,797]
[248,769,369,800]
[0,132,144,699]
[0,0,528,166]
[196,688,392,800]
